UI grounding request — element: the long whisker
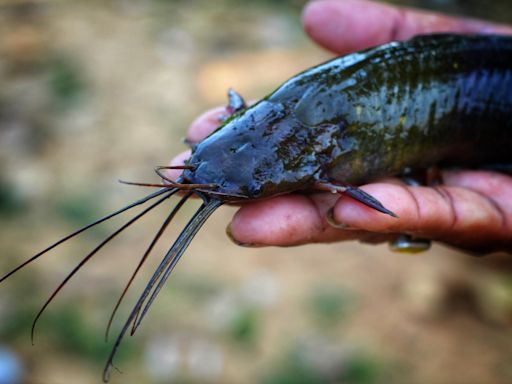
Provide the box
[0,188,170,285]
[119,181,178,188]
[128,194,215,333]
[128,195,205,334]
[156,165,196,170]
[120,179,217,190]
[196,189,248,199]
[154,166,217,189]
[104,191,193,342]
[131,199,222,334]
[102,198,222,383]
[30,189,178,344]
[129,193,215,332]
[118,180,247,199]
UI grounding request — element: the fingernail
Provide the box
[326,208,356,230]
[226,224,258,248]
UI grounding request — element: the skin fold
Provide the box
[169,0,512,253]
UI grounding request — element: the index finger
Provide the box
[302,0,512,55]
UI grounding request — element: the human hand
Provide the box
[169,0,512,254]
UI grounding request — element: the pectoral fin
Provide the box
[314,182,397,217]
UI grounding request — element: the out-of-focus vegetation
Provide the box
[1,0,512,383]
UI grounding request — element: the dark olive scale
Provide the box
[183,34,512,198]
[5,34,512,382]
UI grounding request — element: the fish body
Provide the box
[184,34,512,196]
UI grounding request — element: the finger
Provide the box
[302,0,512,55]
[186,106,226,144]
[227,193,393,247]
[443,170,512,217]
[329,182,512,252]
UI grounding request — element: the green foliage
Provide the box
[260,353,323,384]
[47,56,86,110]
[0,273,42,342]
[0,178,25,217]
[152,0,308,11]
[228,308,259,347]
[168,275,222,302]
[227,0,308,11]
[43,305,137,365]
[0,306,38,342]
[343,354,385,384]
[308,285,355,325]
[261,345,386,384]
[54,192,105,234]
[0,301,137,365]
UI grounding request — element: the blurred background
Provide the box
[1,0,512,383]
